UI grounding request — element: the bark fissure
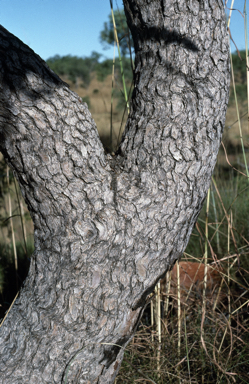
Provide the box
[0,1,230,382]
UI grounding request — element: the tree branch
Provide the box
[0,0,230,381]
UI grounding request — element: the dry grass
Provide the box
[116,253,249,384]
[0,157,33,245]
[224,100,249,148]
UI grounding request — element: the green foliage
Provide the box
[120,56,133,84]
[95,59,113,81]
[82,96,91,108]
[46,54,133,85]
[95,56,133,85]
[99,8,133,57]
[46,51,101,86]
[232,49,247,84]
[185,174,249,271]
[229,50,248,104]
[228,83,247,105]
[112,57,133,112]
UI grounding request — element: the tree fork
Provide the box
[0,1,230,383]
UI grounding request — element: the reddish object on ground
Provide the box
[161,261,224,304]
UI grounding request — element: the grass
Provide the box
[116,246,249,383]
[186,176,249,260]
[114,173,249,382]
[117,164,249,383]
[116,322,248,383]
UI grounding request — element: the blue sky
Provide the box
[0,0,247,61]
[0,0,124,60]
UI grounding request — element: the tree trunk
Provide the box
[0,1,230,383]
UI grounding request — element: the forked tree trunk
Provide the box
[0,1,230,383]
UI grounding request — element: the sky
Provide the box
[0,0,247,62]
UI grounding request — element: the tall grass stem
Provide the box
[176,261,181,360]
[7,166,18,291]
[110,1,129,114]
[13,177,28,256]
[244,0,249,125]
[230,50,249,178]
[110,41,116,152]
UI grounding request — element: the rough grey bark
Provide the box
[0,1,230,383]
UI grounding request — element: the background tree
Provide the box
[46,51,101,86]
[100,8,133,56]
[0,0,230,383]
[229,49,247,103]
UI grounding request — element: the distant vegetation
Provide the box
[46,8,134,88]
[46,5,247,107]
[46,52,101,86]
[229,49,247,103]
[99,8,134,57]
[232,49,247,83]
[46,53,133,85]
[46,53,134,116]
[46,50,247,98]
[46,7,134,92]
